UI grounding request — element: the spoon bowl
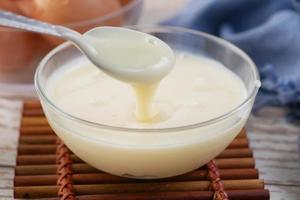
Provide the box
[82,26,175,83]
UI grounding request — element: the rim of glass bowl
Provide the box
[64,0,143,28]
[35,26,261,133]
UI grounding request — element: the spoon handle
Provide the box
[0,10,69,37]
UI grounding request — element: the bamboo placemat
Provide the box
[14,101,269,200]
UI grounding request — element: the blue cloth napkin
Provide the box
[166,0,300,119]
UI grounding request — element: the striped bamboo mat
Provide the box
[14,100,269,200]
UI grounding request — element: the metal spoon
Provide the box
[0,10,174,84]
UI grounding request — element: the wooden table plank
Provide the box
[247,107,300,200]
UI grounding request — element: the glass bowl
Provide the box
[35,26,260,179]
[0,0,143,97]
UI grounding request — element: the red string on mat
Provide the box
[56,138,76,200]
[207,160,229,200]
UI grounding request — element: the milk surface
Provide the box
[47,53,247,129]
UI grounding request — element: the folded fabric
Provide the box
[166,0,300,119]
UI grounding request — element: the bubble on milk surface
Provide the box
[145,36,158,46]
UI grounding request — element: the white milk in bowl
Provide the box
[42,52,251,179]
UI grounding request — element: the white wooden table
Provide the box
[1,1,300,199]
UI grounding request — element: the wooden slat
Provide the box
[21,117,49,126]
[14,180,265,198]
[19,135,57,144]
[14,168,259,186]
[23,101,42,110]
[20,126,54,135]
